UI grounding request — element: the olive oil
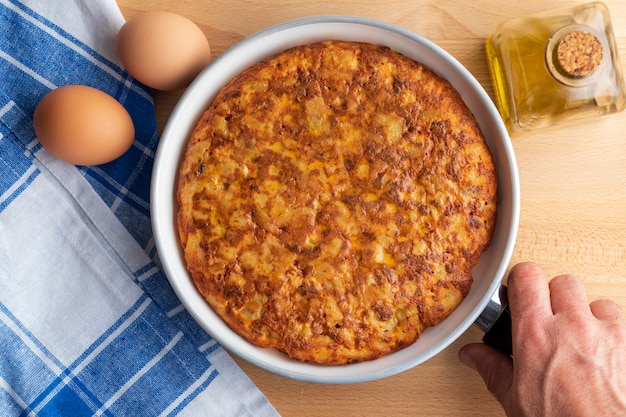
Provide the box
[486,2,626,134]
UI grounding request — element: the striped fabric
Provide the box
[0,0,279,415]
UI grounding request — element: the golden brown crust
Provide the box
[177,41,497,364]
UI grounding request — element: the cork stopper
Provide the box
[556,31,603,78]
[546,24,607,87]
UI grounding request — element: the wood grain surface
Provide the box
[116,1,626,415]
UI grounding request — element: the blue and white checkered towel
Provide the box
[0,0,280,415]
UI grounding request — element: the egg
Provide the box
[117,11,211,91]
[33,85,135,166]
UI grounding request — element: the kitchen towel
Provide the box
[0,0,280,415]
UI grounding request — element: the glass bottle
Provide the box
[486,2,626,134]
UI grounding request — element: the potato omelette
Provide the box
[177,40,497,364]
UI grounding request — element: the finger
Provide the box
[590,298,624,322]
[507,262,552,321]
[459,343,513,408]
[549,274,588,315]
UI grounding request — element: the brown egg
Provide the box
[33,85,135,166]
[117,11,212,91]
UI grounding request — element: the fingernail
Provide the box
[459,349,477,370]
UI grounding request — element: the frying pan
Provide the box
[150,15,520,384]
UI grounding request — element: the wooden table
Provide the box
[117,1,626,415]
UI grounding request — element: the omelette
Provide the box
[177,41,497,364]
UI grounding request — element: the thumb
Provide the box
[459,343,513,408]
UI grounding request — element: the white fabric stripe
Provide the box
[0,50,57,90]
[109,185,129,213]
[24,137,38,152]
[136,264,160,283]
[166,304,185,318]
[0,308,63,375]
[129,135,156,158]
[0,377,30,415]
[144,236,156,258]
[157,367,217,417]
[0,0,153,103]
[0,100,15,118]
[0,165,37,204]
[198,340,216,353]
[94,331,185,416]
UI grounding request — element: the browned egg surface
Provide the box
[177,41,497,364]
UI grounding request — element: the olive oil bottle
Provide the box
[486,2,626,134]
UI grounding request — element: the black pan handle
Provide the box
[474,284,513,356]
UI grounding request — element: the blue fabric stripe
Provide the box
[131,265,215,350]
[0,304,62,414]
[82,166,152,218]
[37,386,96,417]
[203,341,221,356]
[0,97,40,211]
[0,97,33,150]
[134,268,184,315]
[168,369,220,417]
[0,164,38,212]
[102,337,199,416]
[66,295,153,375]
[171,310,216,351]
[75,302,214,416]
[131,265,215,351]
[0,389,26,417]
[0,330,49,416]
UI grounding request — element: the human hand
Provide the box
[459,262,626,416]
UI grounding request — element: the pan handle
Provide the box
[474,284,512,356]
